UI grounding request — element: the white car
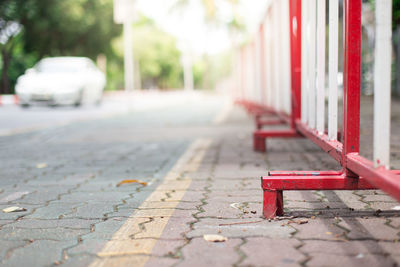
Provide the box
[16,57,106,107]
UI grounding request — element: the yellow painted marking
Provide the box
[90,138,212,267]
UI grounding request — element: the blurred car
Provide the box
[16,57,106,107]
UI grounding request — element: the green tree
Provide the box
[0,0,121,94]
[113,16,183,89]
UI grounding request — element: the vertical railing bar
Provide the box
[259,24,267,106]
[289,0,302,129]
[255,32,262,104]
[270,15,276,110]
[316,0,326,134]
[283,0,292,114]
[253,42,257,102]
[301,0,308,123]
[328,0,339,140]
[308,0,317,128]
[265,18,272,107]
[342,0,361,173]
[245,46,251,100]
[373,0,392,168]
[273,5,281,111]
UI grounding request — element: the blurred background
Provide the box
[1,0,400,99]
[0,0,261,95]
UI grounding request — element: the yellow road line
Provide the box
[89,138,212,267]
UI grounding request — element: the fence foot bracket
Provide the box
[261,171,378,219]
[253,130,303,152]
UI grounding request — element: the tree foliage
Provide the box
[112,16,183,89]
[0,0,121,93]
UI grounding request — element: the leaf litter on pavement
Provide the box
[116,179,148,187]
[2,206,27,213]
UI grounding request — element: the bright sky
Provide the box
[135,0,269,55]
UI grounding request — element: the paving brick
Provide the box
[187,218,295,238]
[2,240,76,267]
[292,218,347,240]
[306,253,396,267]
[363,194,398,202]
[26,202,84,219]
[0,228,88,241]
[240,238,305,267]
[4,218,99,230]
[199,201,261,219]
[58,191,131,203]
[176,237,241,267]
[333,191,369,210]
[67,238,110,256]
[0,240,27,261]
[338,217,400,241]
[388,217,400,229]
[300,240,388,255]
[61,254,98,267]
[81,217,132,240]
[0,204,41,220]
[70,203,117,219]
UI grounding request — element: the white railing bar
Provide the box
[282,0,291,114]
[255,33,262,104]
[308,0,317,129]
[301,0,308,123]
[251,43,257,102]
[273,5,281,111]
[265,19,272,107]
[316,0,326,134]
[373,0,392,168]
[328,0,339,140]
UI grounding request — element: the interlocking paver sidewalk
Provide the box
[0,94,399,266]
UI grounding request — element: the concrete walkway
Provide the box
[0,93,399,266]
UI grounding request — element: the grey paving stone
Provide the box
[0,228,88,241]
[187,218,295,238]
[0,240,27,261]
[67,238,110,256]
[69,203,117,219]
[61,254,98,267]
[176,237,241,267]
[81,217,128,240]
[240,238,305,267]
[26,203,84,219]
[4,218,100,230]
[58,191,132,203]
[2,240,76,267]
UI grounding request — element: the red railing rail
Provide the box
[233,0,400,218]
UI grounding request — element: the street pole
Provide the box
[182,53,194,91]
[123,21,134,91]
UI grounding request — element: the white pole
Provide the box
[328,0,339,140]
[183,53,194,91]
[282,0,291,114]
[301,0,308,123]
[273,4,281,111]
[374,0,392,168]
[308,0,316,129]
[316,0,326,134]
[123,21,135,91]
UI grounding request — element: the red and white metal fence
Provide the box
[234,0,400,218]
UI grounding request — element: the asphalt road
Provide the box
[0,91,225,136]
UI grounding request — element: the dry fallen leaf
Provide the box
[286,219,308,225]
[3,206,27,213]
[36,163,48,169]
[203,234,228,242]
[116,179,148,187]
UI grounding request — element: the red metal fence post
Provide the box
[342,0,362,175]
[289,0,302,130]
